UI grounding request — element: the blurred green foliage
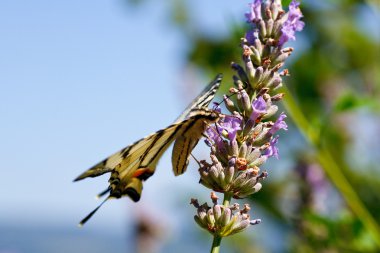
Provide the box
[124,0,380,252]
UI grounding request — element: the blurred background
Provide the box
[1,0,379,252]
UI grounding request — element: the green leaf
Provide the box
[334,92,380,112]
[282,0,292,7]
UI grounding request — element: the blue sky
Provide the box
[0,0,249,251]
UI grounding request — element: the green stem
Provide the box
[222,192,233,207]
[210,235,222,253]
[281,85,380,248]
[210,192,233,253]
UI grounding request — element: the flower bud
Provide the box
[244,56,256,81]
[252,126,270,144]
[241,89,252,115]
[192,197,260,237]
[233,75,246,91]
[220,207,231,227]
[246,148,261,163]
[271,93,285,101]
[231,62,249,85]
[262,105,278,119]
[268,76,282,89]
[271,0,282,20]
[210,154,219,164]
[194,215,207,229]
[213,204,222,222]
[252,66,263,88]
[272,52,291,67]
[253,38,263,55]
[249,156,267,167]
[239,142,248,158]
[236,182,262,198]
[259,20,266,38]
[229,139,239,156]
[217,170,227,189]
[224,162,235,185]
[230,220,250,235]
[206,208,215,226]
[266,18,274,36]
[224,95,236,114]
[251,47,262,66]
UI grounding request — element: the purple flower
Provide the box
[217,115,242,141]
[269,112,288,135]
[279,1,305,46]
[264,135,280,159]
[250,96,267,122]
[245,30,259,45]
[205,126,223,148]
[245,0,262,23]
[212,102,222,113]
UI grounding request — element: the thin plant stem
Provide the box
[210,192,233,253]
[222,192,233,207]
[210,235,222,253]
[281,85,380,247]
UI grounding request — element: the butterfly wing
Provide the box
[175,74,222,123]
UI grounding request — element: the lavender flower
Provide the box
[245,0,262,23]
[217,115,242,141]
[205,126,223,148]
[279,0,305,46]
[245,30,259,46]
[250,96,267,122]
[263,135,280,159]
[269,112,288,135]
[191,1,304,250]
[191,194,261,237]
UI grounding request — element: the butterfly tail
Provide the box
[78,197,110,227]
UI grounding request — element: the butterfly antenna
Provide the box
[95,187,111,199]
[213,85,244,108]
[78,197,110,227]
[190,153,202,167]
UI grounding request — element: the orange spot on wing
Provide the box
[132,168,153,178]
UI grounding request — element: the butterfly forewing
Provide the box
[175,74,222,122]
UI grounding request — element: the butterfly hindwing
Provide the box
[172,109,217,176]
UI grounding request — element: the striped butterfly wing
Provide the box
[74,74,222,225]
[171,74,222,175]
[172,109,214,176]
[174,73,222,122]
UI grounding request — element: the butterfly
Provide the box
[74,74,223,225]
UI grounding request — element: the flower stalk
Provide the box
[210,233,222,253]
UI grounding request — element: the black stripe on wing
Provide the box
[172,109,220,176]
